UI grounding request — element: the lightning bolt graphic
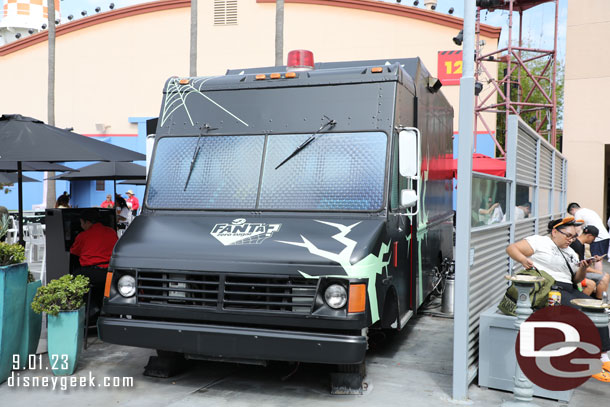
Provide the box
[277,220,390,323]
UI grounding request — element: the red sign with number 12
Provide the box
[438,50,463,86]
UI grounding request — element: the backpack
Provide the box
[497,268,555,316]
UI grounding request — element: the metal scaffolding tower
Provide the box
[474,0,560,155]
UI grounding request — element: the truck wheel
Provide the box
[143,350,189,378]
[330,361,366,395]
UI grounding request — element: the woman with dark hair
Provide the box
[55,193,70,208]
[506,216,610,382]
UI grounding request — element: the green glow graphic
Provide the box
[277,220,390,323]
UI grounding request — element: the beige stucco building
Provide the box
[0,0,500,137]
[563,0,610,219]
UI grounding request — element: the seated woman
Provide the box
[506,216,610,382]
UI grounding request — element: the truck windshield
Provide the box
[146,132,387,211]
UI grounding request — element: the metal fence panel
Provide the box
[540,146,553,189]
[516,129,537,184]
[455,116,568,396]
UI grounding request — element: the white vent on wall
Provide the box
[214,0,237,26]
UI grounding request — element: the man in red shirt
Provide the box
[70,209,118,319]
[100,194,114,208]
[126,190,139,216]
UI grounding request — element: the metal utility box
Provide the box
[45,208,116,282]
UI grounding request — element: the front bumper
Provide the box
[98,317,367,364]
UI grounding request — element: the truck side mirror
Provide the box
[399,128,420,178]
[398,128,421,215]
[401,190,418,208]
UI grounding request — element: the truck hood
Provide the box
[111,214,388,276]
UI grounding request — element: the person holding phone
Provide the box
[568,202,610,273]
[570,225,610,299]
[506,216,610,381]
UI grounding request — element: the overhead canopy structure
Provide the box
[455,154,506,178]
[424,153,506,180]
[0,114,146,245]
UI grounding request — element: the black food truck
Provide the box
[98,53,454,383]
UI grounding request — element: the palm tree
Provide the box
[190,0,197,76]
[46,0,56,208]
[275,0,284,66]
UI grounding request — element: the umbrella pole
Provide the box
[17,162,25,246]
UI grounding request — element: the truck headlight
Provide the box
[324,284,347,309]
[117,275,136,298]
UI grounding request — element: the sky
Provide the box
[13,0,568,60]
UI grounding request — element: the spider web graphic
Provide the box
[160,77,249,128]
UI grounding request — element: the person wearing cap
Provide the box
[70,209,118,320]
[570,225,610,298]
[125,190,139,217]
[100,194,114,208]
[567,202,610,273]
[506,216,610,382]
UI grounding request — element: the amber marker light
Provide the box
[348,284,366,313]
[270,73,281,79]
[104,272,113,298]
[179,78,190,85]
[255,74,267,80]
[371,67,383,73]
[285,72,297,78]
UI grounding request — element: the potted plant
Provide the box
[31,274,90,376]
[0,239,28,384]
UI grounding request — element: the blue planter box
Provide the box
[48,306,85,376]
[18,280,42,369]
[0,262,28,384]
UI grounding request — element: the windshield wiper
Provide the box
[275,116,337,170]
[184,124,217,191]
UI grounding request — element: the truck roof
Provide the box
[165,58,434,95]
[225,57,429,79]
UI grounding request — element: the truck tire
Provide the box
[330,361,366,394]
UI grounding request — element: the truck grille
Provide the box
[136,270,318,314]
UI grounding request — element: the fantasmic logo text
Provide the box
[210,218,282,246]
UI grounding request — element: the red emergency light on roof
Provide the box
[287,50,314,72]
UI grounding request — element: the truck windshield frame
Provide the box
[145,132,388,212]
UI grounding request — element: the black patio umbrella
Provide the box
[119,179,146,185]
[0,173,40,184]
[0,114,146,245]
[50,161,147,205]
[0,162,75,172]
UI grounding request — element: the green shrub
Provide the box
[31,274,90,316]
[0,241,26,266]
